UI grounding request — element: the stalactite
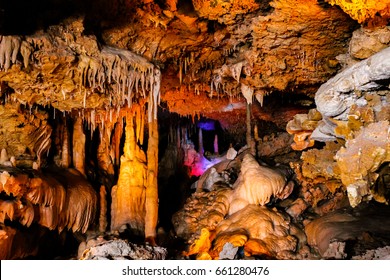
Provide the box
[112,121,123,166]
[0,36,21,71]
[0,226,16,259]
[0,200,15,223]
[72,117,86,176]
[255,92,265,107]
[18,201,34,227]
[230,61,243,83]
[28,176,66,213]
[97,126,115,177]
[20,41,32,69]
[150,69,161,122]
[177,126,181,148]
[241,83,254,104]
[99,185,107,233]
[61,117,71,168]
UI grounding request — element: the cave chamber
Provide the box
[0,0,390,260]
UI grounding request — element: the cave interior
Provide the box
[0,0,390,260]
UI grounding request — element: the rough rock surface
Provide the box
[0,0,357,124]
[79,238,167,260]
[314,46,390,139]
[336,121,390,207]
[349,27,390,59]
[352,246,390,260]
[305,203,390,258]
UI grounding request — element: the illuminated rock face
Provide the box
[0,0,356,117]
[192,0,262,22]
[326,0,390,24]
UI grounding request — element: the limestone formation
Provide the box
[0,0,389,261]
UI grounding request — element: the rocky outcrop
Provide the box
[305,203,390,258]
[289,44,390,208]
[314,46,390,140]
[79,237,167,260]
[326,0,390,24]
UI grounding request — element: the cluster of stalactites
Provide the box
[0,36,21,71]
[210,60,267,106]
[0,35,33,71]
[0,34,161,117]
[78,46,161,116]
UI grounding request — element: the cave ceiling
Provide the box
[0,0,385,126]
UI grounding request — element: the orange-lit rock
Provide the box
[286,109,322,151]
[111,110,147,234]
[0,167,97,236]
[192,0,261,23]
[326,0,390,24]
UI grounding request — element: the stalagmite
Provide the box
[210,205,300,259]
[198,128,204,156]
[111,110,147,234]
[113,121,123,166]
[145,68,160,242]
[72,118,86,176]
[145,118,159,243]
[61,118,71,168]
[229,154,294,215]
[20,41,33,69]
[99,186,107,233]
[246,103,256,155]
